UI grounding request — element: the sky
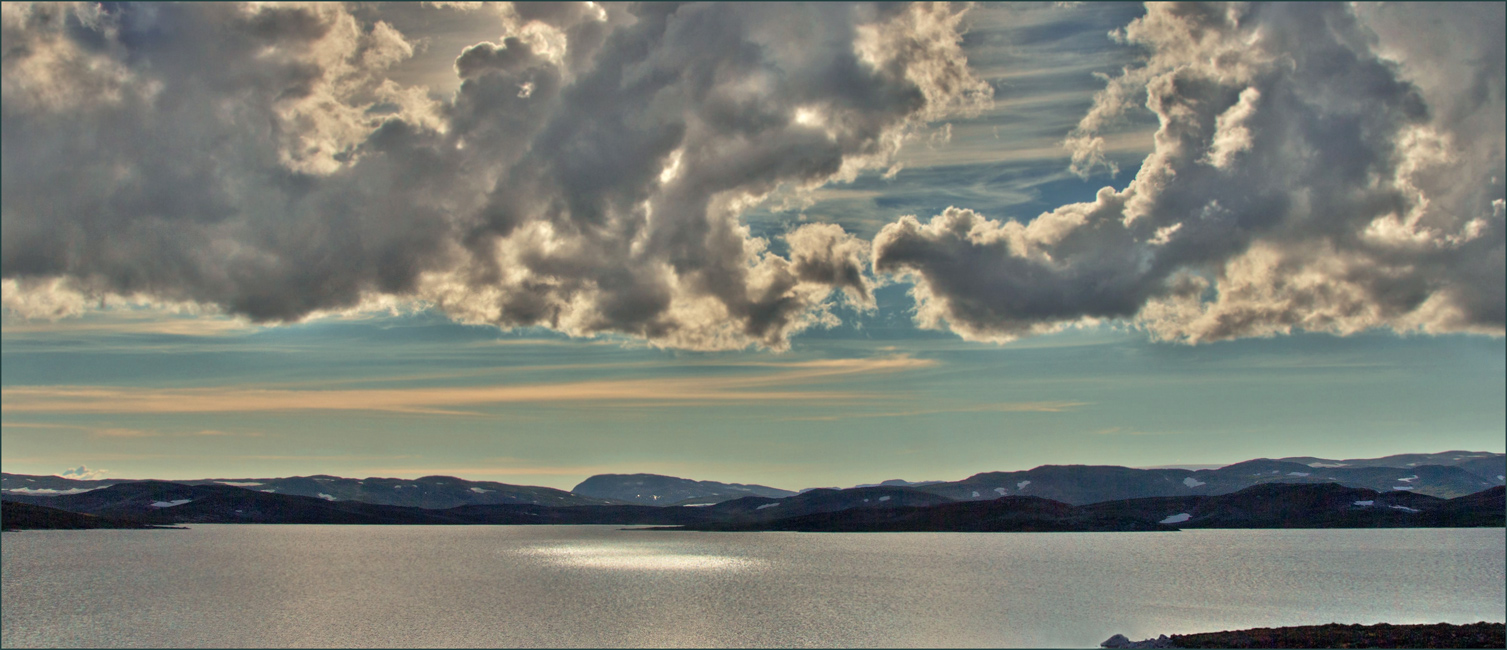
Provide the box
[1,2,1503,491]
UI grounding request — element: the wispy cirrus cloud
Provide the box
[892,128,1153,169]
[0,317,256,338]
[3,422,258,438]
[780,400,1088,421]
[0,356,934,415]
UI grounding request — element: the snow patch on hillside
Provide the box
[4,487,102,495]
[1159,513,1191,524]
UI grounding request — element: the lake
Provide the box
[3,526,1502,648]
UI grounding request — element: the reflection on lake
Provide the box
[515,541,766,571]
[3,525,1502,648]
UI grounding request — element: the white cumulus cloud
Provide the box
[57,465,109,480]
[872,2,1504,343]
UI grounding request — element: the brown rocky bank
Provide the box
[1103,622,1505,648]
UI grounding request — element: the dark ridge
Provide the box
[913,456,1505,505]
[2,500,180,531]
[671,483,1506,532]
[0,472,623,509]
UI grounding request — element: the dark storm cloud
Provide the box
[3,3,460,321]
[1,1,988,350]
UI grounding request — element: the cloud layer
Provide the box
[2,1,988,350]
[3,2,1501,348]
[873,2,1504,343]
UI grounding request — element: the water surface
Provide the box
[3,526,1502,647]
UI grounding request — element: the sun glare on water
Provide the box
[518,543,764,572]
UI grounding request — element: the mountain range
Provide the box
[910,457,1503,505]
[680,483,1506,532]
[3,479,1499,532]
[0,480,964,527]
[7,451,1498,508]
[1,473,622,509]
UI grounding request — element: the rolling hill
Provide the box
[2,473,622,508]
[570,473,796,505]
[676,484,1506,532]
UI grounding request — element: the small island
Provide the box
[1104,622,1506,648]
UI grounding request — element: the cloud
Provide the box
[7,3,1499,349]
[781,400,1087,421]
[57,465,109,480]
[2,2,991,351]
[3,422,261,438]
[873,3,1504,343]
[0,304,257,337]
[0,356,935,415]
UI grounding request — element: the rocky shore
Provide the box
[1103,622,1505,648]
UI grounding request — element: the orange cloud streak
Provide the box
[1,356,935,415]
